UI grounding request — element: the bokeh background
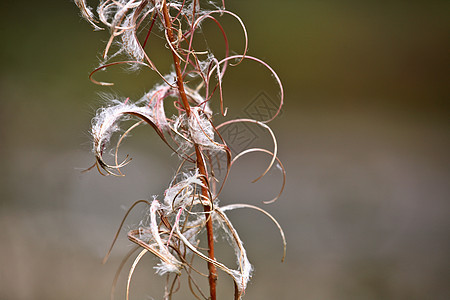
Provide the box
[1,0,449,299]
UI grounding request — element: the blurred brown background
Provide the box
[0,0,449,299]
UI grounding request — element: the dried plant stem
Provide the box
[161,0,190,116]
[196,145,218,299]
[162,1,218,299]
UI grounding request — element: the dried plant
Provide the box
[76,0,286,299]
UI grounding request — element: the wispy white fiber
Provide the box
[98,0,142,29]
[163,169,204,210]
[136,82,174,129]
[188,107,222,151]
[91,100,154,155]
[74,0,103,31]
[149,200,183,274]
[214,209,253,296]
[121,14,145,62]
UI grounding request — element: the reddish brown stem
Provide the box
[161,2,190,116]
[195,145,218,298]
[161,1,218,299]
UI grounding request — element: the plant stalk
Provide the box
[162,1,218,299]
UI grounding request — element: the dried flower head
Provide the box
[76,0,286,299]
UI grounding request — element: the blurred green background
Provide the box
[0,0,449,299]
